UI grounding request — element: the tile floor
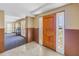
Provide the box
[0,42,62,56]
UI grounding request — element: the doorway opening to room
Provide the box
[4,17,27,51]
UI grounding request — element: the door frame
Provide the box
[38,16,43,45]
[56,11,65,55]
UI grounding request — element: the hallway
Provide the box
[0,3,79,56]
[0,42,62,56]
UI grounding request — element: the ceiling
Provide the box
[0,3,68,23]
[0,3,46,17]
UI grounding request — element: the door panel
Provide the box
[43,14,56,50]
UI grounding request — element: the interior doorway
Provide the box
[4,21,26,51]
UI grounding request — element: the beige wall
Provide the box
[65,4,79,29]
[27,17,34,28]
[33,16,39,28]
[20,19,26,37]
[37,4,79,29]
[0,11,4,28]
[15,21,21,30]
[24,17,34,28]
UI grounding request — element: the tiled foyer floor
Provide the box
[0,42,62,56]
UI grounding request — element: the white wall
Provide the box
[28,17,34,28]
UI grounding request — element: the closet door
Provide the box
[56,12,64,54]
[43,14,56,50]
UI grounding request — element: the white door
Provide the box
[56,12,64,54]
[39,17,43,45]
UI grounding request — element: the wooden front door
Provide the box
[43,14,56,50]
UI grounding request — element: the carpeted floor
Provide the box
[4,33,26,51]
